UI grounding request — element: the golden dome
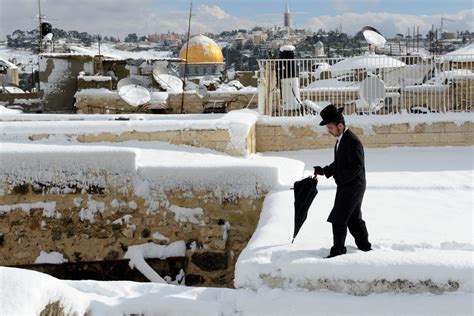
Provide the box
[179,35,224,64]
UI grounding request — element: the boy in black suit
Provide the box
[314,105,372,258]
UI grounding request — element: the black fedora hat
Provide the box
[319,104,344,126]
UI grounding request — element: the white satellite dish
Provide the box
[359,76,386,110]
[152,69,183,93]
[117,78,151,107]
[361,26,386,48]
[43,33,53,42]
[117,77,142,90]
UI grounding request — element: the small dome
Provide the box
[179,35,224,64]
[315,41,324,48]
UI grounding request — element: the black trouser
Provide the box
[331,214,372,255]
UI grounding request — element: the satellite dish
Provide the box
[152,70,183,93]
[361,26,386,48]
[43,33,53,42]
[117,77,142,90]
[117,78,151,107]
[359,76,386,110]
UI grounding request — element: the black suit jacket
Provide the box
[322,129,367,224]
[322,129,366,187]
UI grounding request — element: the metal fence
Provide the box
[257,54,474,116]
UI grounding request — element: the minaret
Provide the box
[284,3,292,29]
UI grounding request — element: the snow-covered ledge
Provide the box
[0,110,259,156]
[256,113,473,151]
[0,142,281,287]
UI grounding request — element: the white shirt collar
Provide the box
[336,127,348,150]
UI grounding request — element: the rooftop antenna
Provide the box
[37,0,46,111]
[98,35,101,56]
[439,17,455,53]
[180,0,193,114]
[361,26,386,54]
[38,0,42,54]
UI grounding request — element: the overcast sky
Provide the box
[0,0,472,40]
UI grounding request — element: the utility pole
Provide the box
[37,0,43,111]
[406,27,409,54]
[38,0,42,54]
[417,26,419,52]
[98,35,101,56]
[180,0,193,114]
[430,24,434,55]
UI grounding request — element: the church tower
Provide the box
[284,3,292,29]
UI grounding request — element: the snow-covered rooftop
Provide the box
[68,44,177,61]
[0,57,18,69]
[440,43,474,62]
[0,145,472,314]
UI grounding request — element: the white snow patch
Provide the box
[111,214,133,226]
[0,201,56,218]
[163,269,185,285]
[79,199,106,223]
[73,197,83,207]
[74,88,119,100]
[77,75,112,82]
[151,232,170,242]
[34,251,68,264]
[182,35,221,57]
[169,205,205,225]
[258,112,473,135]
[223,221,231,241]
[222,109,259,155]
[123,241,186,283]
[1,266,472,315]
[0,105,22,114]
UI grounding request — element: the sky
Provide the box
[0,0,472,40]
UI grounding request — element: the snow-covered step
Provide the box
[237,245,473,295]
[235,184,474,295]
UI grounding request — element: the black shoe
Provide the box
[324,246,346,259]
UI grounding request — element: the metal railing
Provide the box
[257,54,474,116]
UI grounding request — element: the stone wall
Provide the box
[256,121,474,152]
[39,55,94,113]
[74,90,140,114]
[27,128,250,156]
[0,92,43,113]
[77,77,112,91]
[0,184,264,288]
[167,91,258,114]
[74,90,258,115]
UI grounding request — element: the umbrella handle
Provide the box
[291,238,295,244]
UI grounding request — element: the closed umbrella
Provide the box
[292,176,318,243]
